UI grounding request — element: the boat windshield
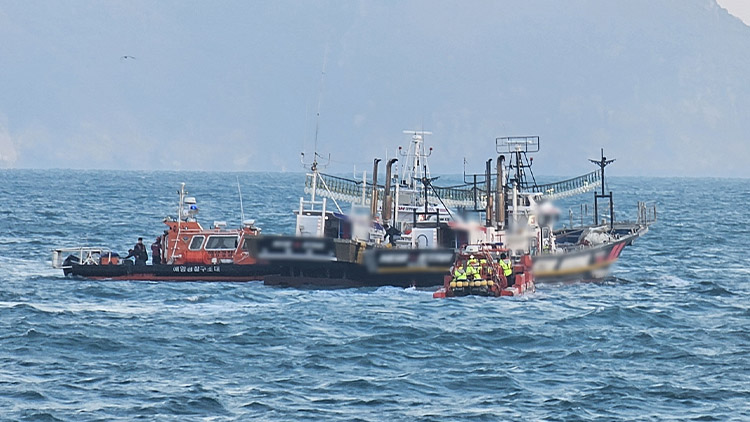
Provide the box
[189,235,205,250]
[205,236,238,250]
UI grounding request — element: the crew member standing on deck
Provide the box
[133,237,148,266]
[383,224,401,246]
[151,236,162,265]
[498,253,513,286]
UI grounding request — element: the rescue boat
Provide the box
[432,244,535,298]
[52,183,278,281]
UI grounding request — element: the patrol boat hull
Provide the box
[62,256,279,282]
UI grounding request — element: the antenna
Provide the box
[298,46,340,213]
[301,152,331,171]
[496,136,540,190]
[236,176,245,223]
[301,46,332,173]
[313,45,329,159]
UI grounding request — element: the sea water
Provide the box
[0,170,748,421]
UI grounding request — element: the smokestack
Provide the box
[370,158,381,219]
[383,158,398,225]
[485,158,492,227]
[497,155,505,228]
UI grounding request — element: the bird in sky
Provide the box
[120,55,136,61]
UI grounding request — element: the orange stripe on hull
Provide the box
[87,275,265,282]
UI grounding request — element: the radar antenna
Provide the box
[495,136,540,190]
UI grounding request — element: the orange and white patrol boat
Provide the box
[52,183,277,281]
[433,244,535,298]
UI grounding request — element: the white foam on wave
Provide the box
[658,274,691,287]
[726,267,750,275]
[13,298,262,319]
[0,300,164,315]
[0,256,59,280]
[0,235,27,245]
[373,285,433,297]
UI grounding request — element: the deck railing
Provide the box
[306,169,603,209]
[530,170,601,200]
[305,173,479,208]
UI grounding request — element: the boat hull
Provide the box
[262,230,643,287]
[532,233,639,282]
[61,229,641,285]
[264,258,452,288]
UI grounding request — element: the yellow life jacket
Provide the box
[498,259,513,277]
[453,268,467,281]
[465,265,480,279]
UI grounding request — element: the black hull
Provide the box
[65,263,279,282]
[247,236,456,288]
[62,228,642,285]
[263,260,448,288]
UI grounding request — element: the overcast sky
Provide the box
[1,0,749,177]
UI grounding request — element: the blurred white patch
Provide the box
[353,114,366,127]
[233,155,251,167]
[0,118,18,167]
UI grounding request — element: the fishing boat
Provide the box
[52,183,277,281]
[490,137,655,281]
[257,131,462,287]
[261,133,654,287]
[259,131,517,287]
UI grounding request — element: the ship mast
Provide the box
[496,136,539,191]
[300,48,338,212]
[399,130,433,202]
[589,148,615,196]
[589,148,616,228]
[496,136,540,228]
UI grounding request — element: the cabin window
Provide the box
[205,235,238,250]
[189,235,205,250]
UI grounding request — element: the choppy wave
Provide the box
[0,171,748,420]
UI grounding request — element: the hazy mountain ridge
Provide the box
[0,0,748,177]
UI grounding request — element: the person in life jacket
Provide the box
[452,264,468,288]
[465,255,482,284]
[498,252,513,286]
[479,256,491,276]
